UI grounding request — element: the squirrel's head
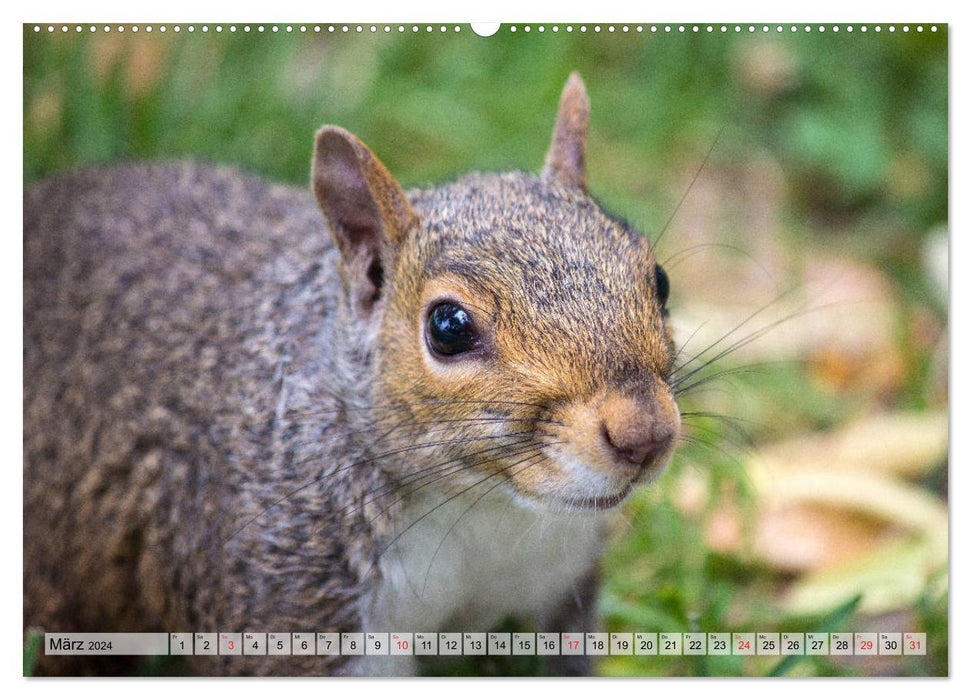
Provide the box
[312,73,679,512]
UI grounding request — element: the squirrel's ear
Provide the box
[542,72,590,191]
[312,126,416,314]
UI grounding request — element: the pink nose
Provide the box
[602,423,671,466]
[599,394,676,469]
[603,427,669,466]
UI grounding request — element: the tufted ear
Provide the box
[312,126,416,316]
[542,72,590,191]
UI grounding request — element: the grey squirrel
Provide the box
[23,72,681,676]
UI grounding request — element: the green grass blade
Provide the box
[767,593,863,677]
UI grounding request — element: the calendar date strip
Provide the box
[43,631,926,656]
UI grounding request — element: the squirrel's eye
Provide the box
[654,264,670,307]
[426,302,480,357]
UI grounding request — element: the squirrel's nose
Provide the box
[604,428,664,465]
[602,423,671,467]
[600,396,675,469]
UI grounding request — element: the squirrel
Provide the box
[23,73,681,676]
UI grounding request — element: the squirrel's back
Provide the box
[24,161,345,490]
[24,162,367,674]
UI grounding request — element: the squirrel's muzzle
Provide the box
[529,387,681,511]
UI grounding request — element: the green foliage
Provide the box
[767,594,862,676]
[24,26,946,241]
[23,630,42,676]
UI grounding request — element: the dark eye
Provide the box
[654,264,670,307]
[426,302,480,357]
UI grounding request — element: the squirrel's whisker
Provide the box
[280,415,562,454]
[286,422,542,473]
[679,410,763,439]
[364,445,556,584]
[364,440,550,526]
[674,359,800,397]
[679,418,756,453]
[670,319,710,368]
[251,397,558,425]
[672,297,850,391]
[419,451,550,597]
[233,400,556,441]
[670,286,802,378]
[661,242,772,281]
[286,422,552,473]
[315,436,542,535]
[676,433,751,468]
[359,439,541,513]
[674,361,768,394]
[227,431,543,543]
[650,125,724,252]
[369,435,552,515]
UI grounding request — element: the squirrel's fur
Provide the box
[23,73,680,675]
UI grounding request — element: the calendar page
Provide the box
[22,15,948,679]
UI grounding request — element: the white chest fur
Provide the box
[363,487,608,635]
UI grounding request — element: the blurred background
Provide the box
[23,23,948,676]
